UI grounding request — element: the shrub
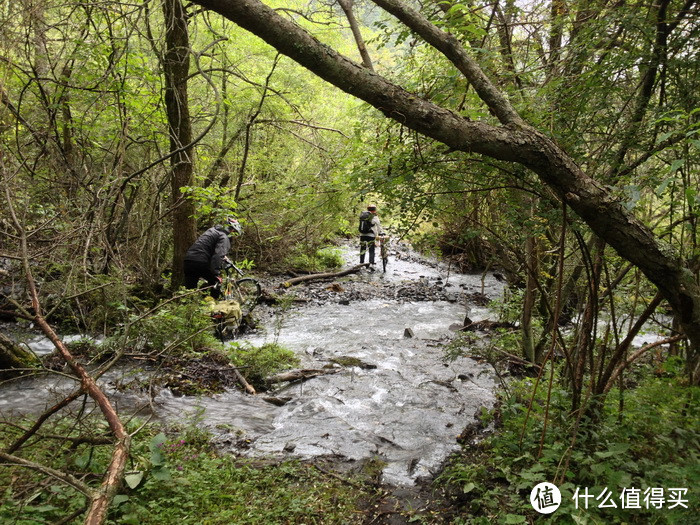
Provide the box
[285,246,344,273]
[437,363,699,524]
[102,292,221,356]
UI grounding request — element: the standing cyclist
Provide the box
[359,205,384,269]
[183,218,242,298]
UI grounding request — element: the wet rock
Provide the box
[330,356,376,369]
[403,328,414,338]
[262,396,292,406]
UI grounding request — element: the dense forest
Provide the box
[1,0,698,523]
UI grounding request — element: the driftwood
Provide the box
[233,367,256,395]
[460,318,517,332]
[266,368,340,384]
[261,395,292,406]
[280,264,368,287]
[0,331,40,371]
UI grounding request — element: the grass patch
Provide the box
[285,246,345,273]
[226,341,300,389]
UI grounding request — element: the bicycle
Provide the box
[211,261,262,341]
[377,235,389,273]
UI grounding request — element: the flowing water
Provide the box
[1,246,505,486]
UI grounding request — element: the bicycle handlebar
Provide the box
[223,257,244,276]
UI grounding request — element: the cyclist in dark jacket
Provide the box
[184,218,242,298]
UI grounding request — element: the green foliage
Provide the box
[180,185,239,227]
[0,419,366,525]
[284,246,345,273]
[437,363,700,524]
[102,293,221,356]
[109,430,364,525]
[225,342,300,387]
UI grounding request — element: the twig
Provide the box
[0,451,93,497]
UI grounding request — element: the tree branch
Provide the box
[4,168,131,525]
[0,451,93,497]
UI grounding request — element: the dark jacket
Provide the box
[184,226,231,275]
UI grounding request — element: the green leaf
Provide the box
[463,482,476,493]
[124,471,144,489]
[32,504,59,513]
[656,131,674,143]
[594,450,616,458]
[149,432,167,451]
[75,450,91,469]
[503,515,527,524]
[113,494,130,506]
[149,433,167,466]
[669,159,684,173]
[655,178,673,195]
[152,465,172,481]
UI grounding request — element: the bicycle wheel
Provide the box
[380,242,388,272]
[233,278,262,314]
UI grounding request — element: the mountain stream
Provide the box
[1,244,505,486]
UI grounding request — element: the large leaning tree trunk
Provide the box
[163,0,197,289]
[190,0,700,383]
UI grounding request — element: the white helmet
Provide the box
[226,217,243,235]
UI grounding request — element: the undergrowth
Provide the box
[437,357,699,524]
[0,419,367,524]
[284,246,344,273]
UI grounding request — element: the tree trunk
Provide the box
[191,0,700,382]
[163,0,197,289]
[521,232,537,363]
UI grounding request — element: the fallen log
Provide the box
[280,264,368,287]
[0,331,40,373]
[261,395,292,406]
[266,368,340,384]
[233,367,256,395]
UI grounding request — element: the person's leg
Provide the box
[183,260,202,289]
[368,239,376,265]
[360,238,367,263]
[184,260,220,298]
[200,268,221,299]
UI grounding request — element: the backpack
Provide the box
[358,211,373,234]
